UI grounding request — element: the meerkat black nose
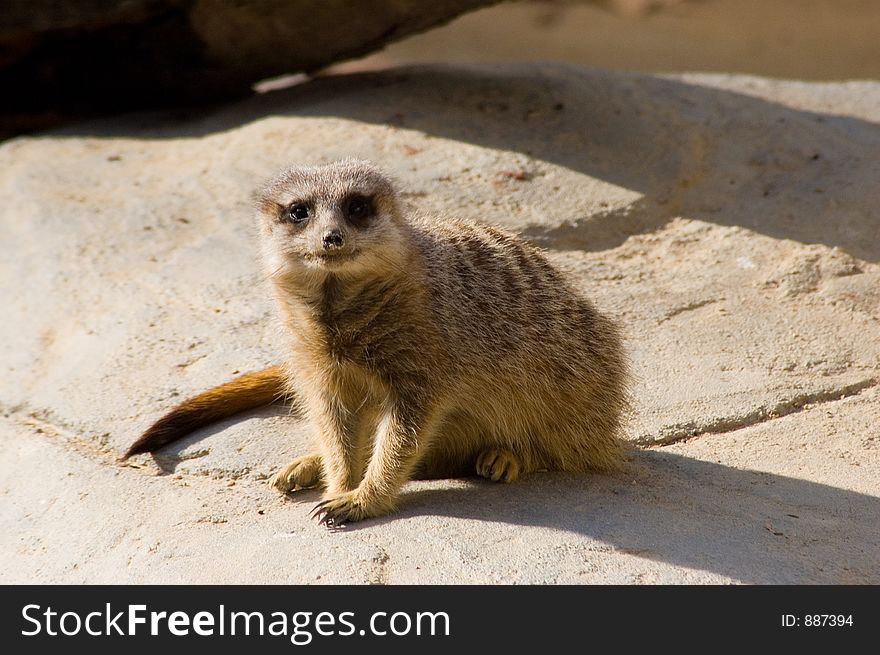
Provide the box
[322,230,344,249]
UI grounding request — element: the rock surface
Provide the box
[1,63,878,583]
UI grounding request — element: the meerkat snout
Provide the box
[322,229,344,250]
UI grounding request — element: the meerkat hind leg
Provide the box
[270,453,324,493]
[476,447,522,483]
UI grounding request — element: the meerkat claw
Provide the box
[311,491,373,527]
[310,499,331,522]
[310,498,346,528]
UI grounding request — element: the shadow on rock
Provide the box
[395,449,880,584]
[64,64,879,262]
[146,403,297,475]
[287,67,880,262]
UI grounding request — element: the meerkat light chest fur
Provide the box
[125,159,629,526]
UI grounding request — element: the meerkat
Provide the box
[124,159,629,526]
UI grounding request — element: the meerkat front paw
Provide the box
[310,491,367,527]
[270,453,324,493]
[476,447,522,482]
[310,490,395,527]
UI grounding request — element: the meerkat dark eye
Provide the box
[345,195,373,224]
[285,203,310,223]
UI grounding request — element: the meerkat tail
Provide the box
[122,365,288,459]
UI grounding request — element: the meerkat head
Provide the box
[255,159,408,280]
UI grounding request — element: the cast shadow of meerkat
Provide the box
[395,450,880,584]
[148,410,879,584]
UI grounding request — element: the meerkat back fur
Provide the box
[127,159,629,526]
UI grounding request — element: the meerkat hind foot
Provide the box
[476,448,522,483]
[270,453,324,493]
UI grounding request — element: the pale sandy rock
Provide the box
[1,63,877,583]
